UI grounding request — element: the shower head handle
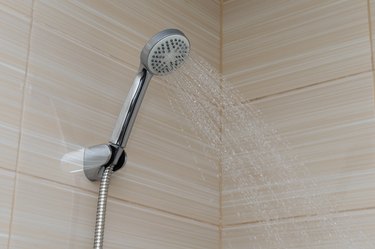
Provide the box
[109,67,152,148]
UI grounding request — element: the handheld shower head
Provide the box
[85,30,190,249]
[140,29,190,75]
[83,30,190,249]
[109,29,190,150]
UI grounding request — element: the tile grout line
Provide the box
[367,0,375,108]
[222,205,375,229]
[219,1,224,248]
[219,0,224,75]
[244,69,374,104]
[368,0,375,70]
[6,1,35,248]
[10,170,220,228]
[109,193,219,227]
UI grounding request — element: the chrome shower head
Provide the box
[109,29,190,150]
[84,29,190,181]
[84,29,190,249]
[140,29,190,75]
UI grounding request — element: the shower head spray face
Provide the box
[140,29,190,75]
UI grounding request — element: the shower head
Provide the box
[109,29,190,151]
[140,29,190,75]
[84,29,190,181]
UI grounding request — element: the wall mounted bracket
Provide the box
[83,144,127,181]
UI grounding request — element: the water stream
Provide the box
[161,52,375,248]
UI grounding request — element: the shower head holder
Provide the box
[83,144,126,181]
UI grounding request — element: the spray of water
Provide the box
[161,52,375,248]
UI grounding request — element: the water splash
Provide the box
[161,52,375,248]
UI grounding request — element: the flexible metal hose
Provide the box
[93,164,114,249]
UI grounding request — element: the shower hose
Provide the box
[93,164,114,249]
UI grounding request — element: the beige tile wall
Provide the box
[9,174,219,249]
[222,0,375,248]
[1,0,220,248]
[3,0,374,248]
[223,0,371,101]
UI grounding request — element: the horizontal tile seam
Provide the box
[243,69,373,104]
[14,171,220,227]
[222,205,375,228]
[109,194,220,228]
[0,166,17,173]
